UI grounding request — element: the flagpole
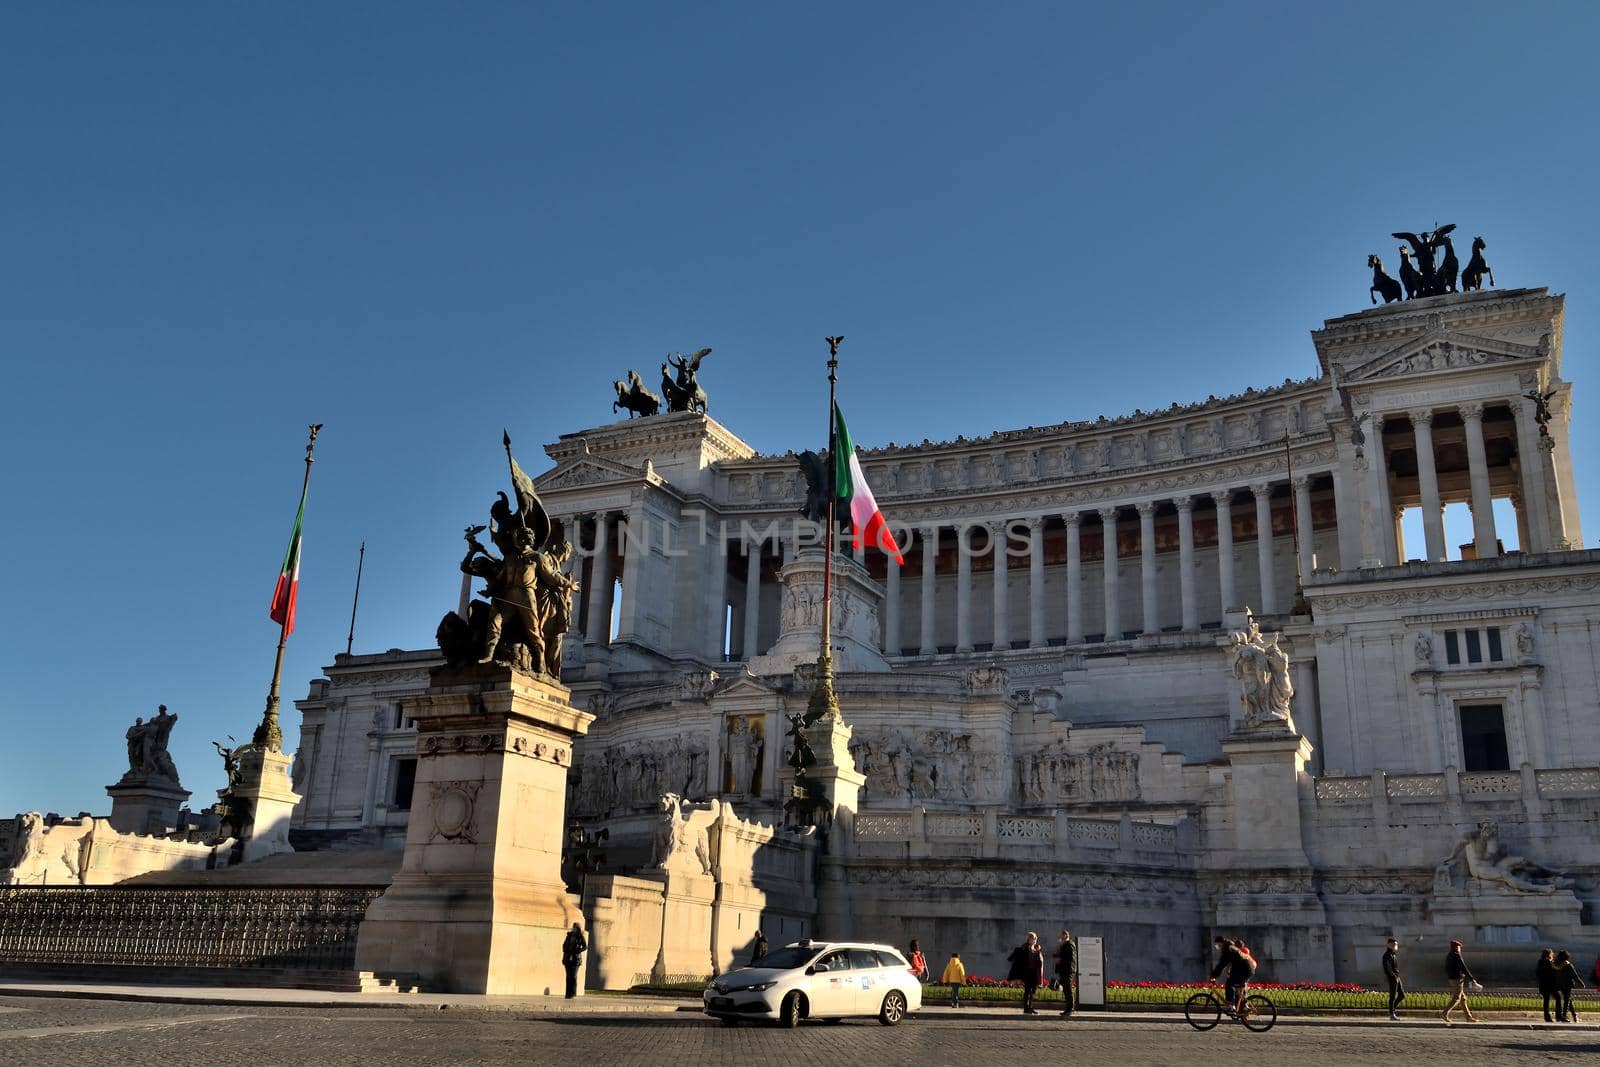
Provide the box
[345,540,365,656]
[254,423,321,752]
[806,338,845,725]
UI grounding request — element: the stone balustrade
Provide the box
[852,807,1190,863]
[1313,765,1600,808]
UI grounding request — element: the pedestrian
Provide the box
[561,922,587,1000]
[1553,949,1586,1022]
[1007,931,1047,1015]
[751,929,768,965]
[1537,948,1558,1022]
[1381,937,1405,1020]
[1441,939,1480,1023]
[940,952,966,1008]
[1055,930,1077,1019]
[908,939,928,982]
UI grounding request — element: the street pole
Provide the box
[254,423,321,751]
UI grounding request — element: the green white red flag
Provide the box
[269,486,307,634]
[834,404,905,565]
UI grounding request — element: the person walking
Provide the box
[940,952,966,1008]
[908,939,928,983]
[1537,948,1558,1022]
[751,929,768,965]
[561,922,587,1000]
[1553,949,1586,1022]
[1007,931,1047,1015]
[1055,930,1077,1018]
[1441,939,1480,1023]
[1381,938,1405,1020]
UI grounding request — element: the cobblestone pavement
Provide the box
[2,996,1596,1067]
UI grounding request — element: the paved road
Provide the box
[2,995,1595,1066]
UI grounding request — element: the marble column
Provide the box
[1293,476,1315,584]
[1252,483,1278,615]
[1175,496,1197,631]
[584,513,613,646]
[1137,502,1159,636]
[567,514,589,641]
[1393,506,1407,563]
[989,521,1009,651]
[1027,516,1046,649]
[1064,513,1084,643]
[1410,409,1446,562]
[705,525,728,660]
[1512,395,1552,553]
[1214,491,1235,617]
[742,535,762,659]
[920,525,939,656]
[956,525,974,654]
[1368,414,1396,566]
[615,500,647,643]
[1331,464,1356,571]
[884,548,901,656]
[1099,508,1121,642]
[1460,402,1498,558]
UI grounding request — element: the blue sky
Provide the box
[3,2,1597,816]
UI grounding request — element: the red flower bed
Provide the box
[957,975,1368,993]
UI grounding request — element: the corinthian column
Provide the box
[1065,513,1084,643]
[1137,502,1159,636]
[1175,496,1197,631]
[1252,483,1278,615]
[1460,402,1499,558]
[920,524,938,655]
[742,534,763,658]
[956,524,974,654]
[884,546,901,656]
[585,513,613,646]
[1410,409,1446,562]
[1099,507,1121,641]
[989,521,1009,651]
[1027,516,1046,649]
[1214,491,1235,618]
[1293,475,1315,584]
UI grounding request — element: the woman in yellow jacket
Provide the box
[940,953,967,1008]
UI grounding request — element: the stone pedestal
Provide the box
[748,550,888,676]
[1219,729,1314,864]
[355,664,594,994]
[232,747,300,864]
[105,778,190,835]
[650,869,717,982]
[805,711,866,940]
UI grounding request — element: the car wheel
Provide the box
[879,990,908,1026]
[779,992,803,1028]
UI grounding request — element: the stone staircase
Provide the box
[0,962,420,994]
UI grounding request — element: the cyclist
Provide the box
[1209,936,1257,1017]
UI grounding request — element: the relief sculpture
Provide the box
[848,728,999,805]
[1013,741,1140,807]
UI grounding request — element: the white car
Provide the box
[704,940,923,1027]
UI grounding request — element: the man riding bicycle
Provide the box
[1209,936,1257,1016]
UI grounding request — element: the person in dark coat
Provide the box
[1209,936,1255,1017]
[1537,949,1558,1022]
[1055,930,1077,1018]
[751,929,768,965]
[1007,931,1047,1015]
[1441,939,1479,1023]
[1553,949,1586,1022]
[1381,938,1405,1020]
[561,922,587,999]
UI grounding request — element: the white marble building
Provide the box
[293,286,1600,983]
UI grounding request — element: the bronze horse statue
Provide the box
[612,370,661,418]
[1462,236,1495,292]
[1396,246,1422,300]
[1368,254,1403,304]
[1436,232,1460,293]
[660,347,711,414]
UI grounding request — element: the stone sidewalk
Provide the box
[1,981,1592,1030]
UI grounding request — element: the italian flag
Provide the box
[269,486,306,634]
[834,404,905,565]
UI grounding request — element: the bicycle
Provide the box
[1184,983,1277,1032]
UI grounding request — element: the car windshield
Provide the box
[743,946,818,971]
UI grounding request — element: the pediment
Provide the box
[1343,329,1541,384]
[535,455,647,492]
[709,671,782,700]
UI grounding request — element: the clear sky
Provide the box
[3,2,1597,816]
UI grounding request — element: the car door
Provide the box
[848,949,888,1013]
[806,949,855,1016]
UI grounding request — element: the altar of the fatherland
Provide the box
[4,274,1599,994]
